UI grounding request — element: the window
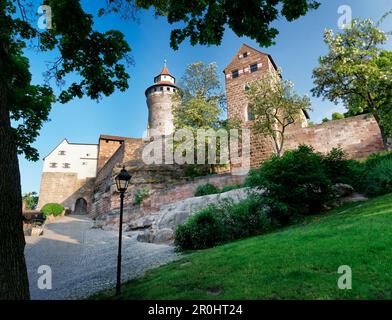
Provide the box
[243,52,248,58]
[49,163,57,168]
[247,106,255,121]
[86,153,90,157]
[63,163,70,169]
[232,70,239,79]
[154,88,157,92]
[82,162,87,166]
[58,150,66,155]
[160,87,163,91]
[250,63,258,73]
[167,87,170,91]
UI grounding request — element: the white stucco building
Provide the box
[37,139,98,212]
[42,139,98,179]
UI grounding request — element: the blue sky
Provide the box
[20,0,392,194]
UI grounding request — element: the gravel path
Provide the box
[24,215,179,300]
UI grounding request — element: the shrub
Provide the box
[174,195,276,250]
[184,165,211,179]
[245,145,336,221]
[220,184,242,193]
[174,206,226,250]
[365,158,392,197]
[364,151,392,172]
[322,148,365,191]
[133,187,150,205]
[194,183,219,197]
[41,203,64,218]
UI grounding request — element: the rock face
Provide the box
[333,183,355,197]
[131,188,255,244]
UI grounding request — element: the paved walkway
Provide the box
[25,215,179,300]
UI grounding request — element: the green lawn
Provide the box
[95,193,392,300]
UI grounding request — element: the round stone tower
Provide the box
[145,63,178,137]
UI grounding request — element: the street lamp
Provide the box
[115,165,131,296]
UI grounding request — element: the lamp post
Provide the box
[115,165,131,296]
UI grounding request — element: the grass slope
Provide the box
[96,194,392,300]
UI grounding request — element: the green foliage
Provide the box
[173,62,229,171]
[184,165,211,179]
[194,184,219,197]
[322,148,365,191]
[2,0,132,161]
[245,145,336,222]
[133,187,150,205]
[41,203,64,218]
[174,196,275,250]
[247,75,311,156]
[22,192,39,210]
[312,15,392,146]
[322,117,330,123]
[363,151,392,172]
[332,112,345,120]
[365,159,392,197]
[194,183,243,197]
[136,0,320,49]
[220,185,242,193]
[175,206,226,250]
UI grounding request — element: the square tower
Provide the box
[223,44,280,124]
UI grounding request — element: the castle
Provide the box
[38,44,385,219]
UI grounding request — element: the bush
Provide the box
[245,145,336,222]
[174,195,276,250]
[322,148,365,191]
[41,203,64,218]
[365,158,392,197]
[194,183,219,197]
[220,184,242,193]
[133,187,150,205]
[364,151,392,172]
[174,206,226,250]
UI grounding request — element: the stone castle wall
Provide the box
[247,114,384,167]
[37,172,95,213]
[94,172,246,226]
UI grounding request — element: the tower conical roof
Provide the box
[158,66,172,76]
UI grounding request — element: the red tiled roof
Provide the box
[159,66,172,76]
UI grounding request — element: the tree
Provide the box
[173,62,226,174]
[137,0,320,49]
[173,62,224,131]
[246,75,311,156]
[22,192,38,211]
[1,0,131,299]
[312,14,392,149]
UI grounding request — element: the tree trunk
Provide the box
[0,50,30,299]
[373,112,392,151]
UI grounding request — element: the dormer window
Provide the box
[250,63,258,73]
[58,150,66,155]
[63,163,70,169]
[243,52,248,58]
[49,163,57,168]
[232,70,239,79]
